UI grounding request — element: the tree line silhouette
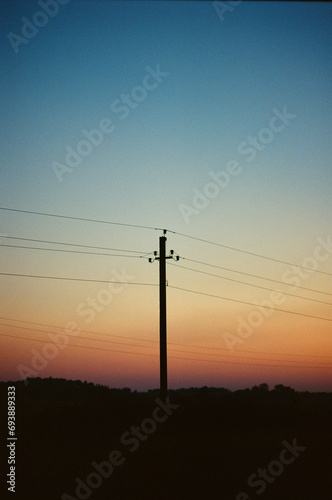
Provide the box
[0,377,330,500]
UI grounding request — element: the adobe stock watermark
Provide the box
[52,65,170,182]
[61,397,180,500]
[213,1,242,23]
[223,235,332,351]
[236,438,306,499]
[16,267,134,382]
[7,0,71,54]
[178,106,296,224]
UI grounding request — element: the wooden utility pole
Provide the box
[149,230,179,402]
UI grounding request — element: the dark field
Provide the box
[1,379,331,500]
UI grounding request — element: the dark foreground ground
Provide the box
[0,379,331,500]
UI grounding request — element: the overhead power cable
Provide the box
[2,316,331,359]
[173,231,332,276]
[1,322,331,367]
[169,262,332,306]
[0,322,159,351]
[0,207,163,231]
[0,244,149,259]
[0,332,158,358]
[183,258,332,296]
[0,272,157,285]
[169,285,332,322]
[1,332,329,370]
[1,235,148,253]
[1,206,331,276]
[0,317,158,344]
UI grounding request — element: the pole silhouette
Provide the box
[159,234,167,402]
[149,230,179,402]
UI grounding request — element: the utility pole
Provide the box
[149,230,179,402]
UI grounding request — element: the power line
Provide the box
[0,273,157,285]
[2,316,331,359]
[0,244,150,259]
[183,257,332,297]
[169,285,332,322]
[1,331,329,371]
[1,245,328,297]
[0,317,158,344]
[2,207,330,383]
[170,354,331,370]
[0,323,159,351]
[0,207,163,231]
[1,235,148,254]
[173,231,332,276]
[0,332,158,358]
[2,207,330,277]
[2,322,330,367]
[170,262,332,306]
[2,245,327,297]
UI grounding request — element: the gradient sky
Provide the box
[0,1,331,391]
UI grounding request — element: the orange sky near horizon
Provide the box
[0,1,331,392]
[1,264,331,392]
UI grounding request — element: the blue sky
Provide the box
[1,2,331,232]
[0,1,331,390]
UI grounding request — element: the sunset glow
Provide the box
[0,0,331,392]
